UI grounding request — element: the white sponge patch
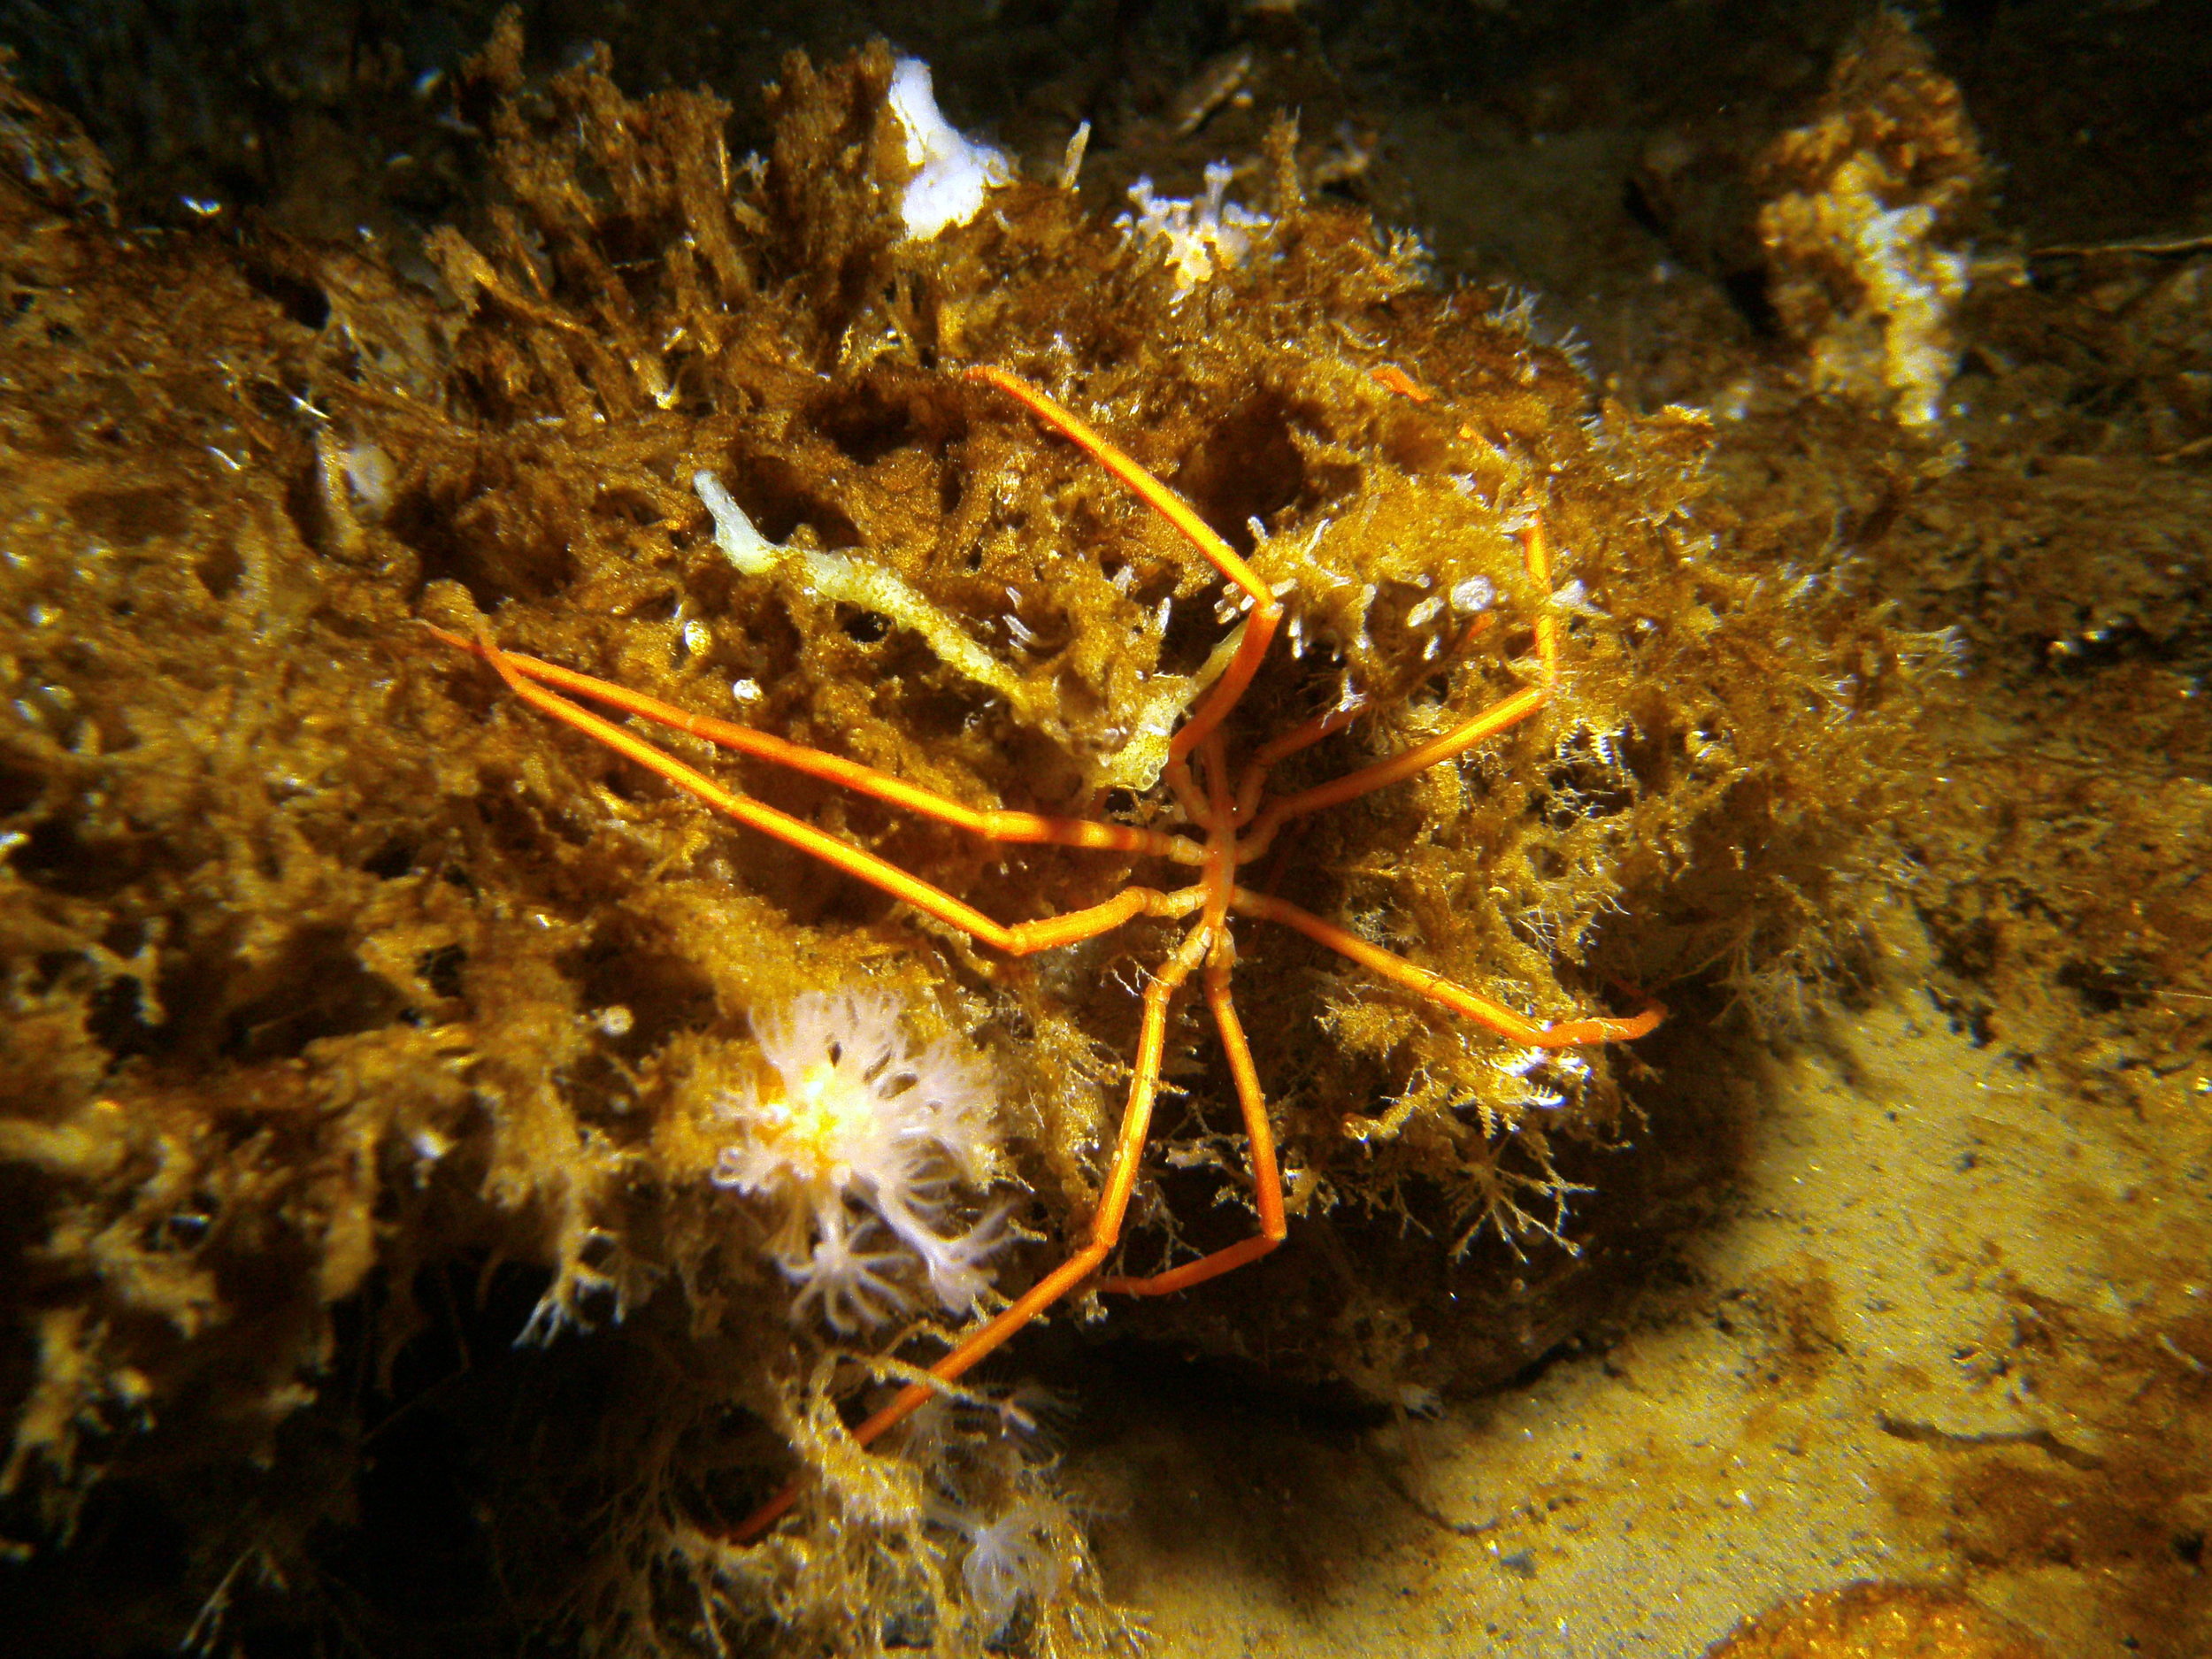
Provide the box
[888,57,1013,241]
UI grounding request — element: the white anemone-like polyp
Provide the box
[712,990,1009,1333]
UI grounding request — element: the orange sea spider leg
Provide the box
[431,366,1659,1543]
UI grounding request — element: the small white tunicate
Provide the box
[732,678,763,703]
[682,618,711,657]
[344,442,395,518]
[1552,578,1608,618]
[594,1005,634,1037]
[1405,596,1443,628]
[1449,576,1495,613]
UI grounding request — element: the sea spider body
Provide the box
[434,364,1660,1540]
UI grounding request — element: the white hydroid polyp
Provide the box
[712,990,1009,1333]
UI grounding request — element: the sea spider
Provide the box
[434,365,1661,1540]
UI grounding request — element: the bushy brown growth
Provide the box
[1700,1580,2052,1659]
[1755,12,1988,426]
[1840,244,2212,1116]
[1,19,1925,1655]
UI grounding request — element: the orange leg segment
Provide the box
[1240,519,1555,847]
[425,626,1199,865]
[1091,956,1286,1297]
[1232,887,1661,1047]
[449,626,1187,956]
[964,365,1284,763]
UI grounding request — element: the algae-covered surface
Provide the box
[1,4,2207,1655]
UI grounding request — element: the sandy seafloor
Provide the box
[1081,927,2195,1655]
